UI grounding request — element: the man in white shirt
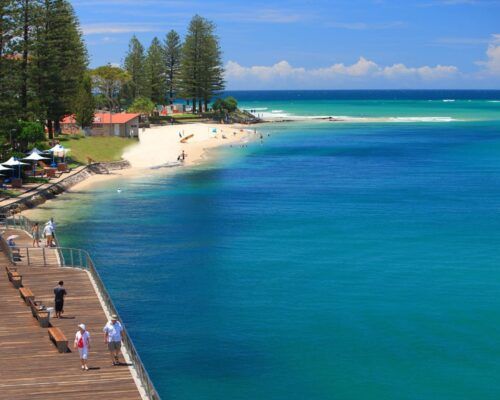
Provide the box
[43,223,54,247]
[103,314,124,366]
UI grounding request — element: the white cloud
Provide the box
[311,57,380,77]
[477,34,500,75]
[81,23,161,35]
[381,64,459,79]
[225,57,459,88]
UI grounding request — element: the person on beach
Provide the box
[53,280,67,318]
[103,314,124,366]
[31,222,40,247]
[177,150,187,162]
[74,323,91,371]
[43,222,54,247]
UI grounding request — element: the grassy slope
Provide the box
[60,136,137,164]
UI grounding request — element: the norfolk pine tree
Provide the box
[179,16,224,113]
[32,0,87,138]
[74,72,95,131]
[0,0,21,140]
[199,21,224,112]
[124,35,148,103]
[145,37,166,104]
[164,29,181,105]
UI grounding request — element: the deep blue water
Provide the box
[40,91,500,399]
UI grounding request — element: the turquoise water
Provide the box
[38,91,500,399]
[232,90,500,121]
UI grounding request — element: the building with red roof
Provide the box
[61,113,141,137]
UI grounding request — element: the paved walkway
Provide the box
[0,228,142,400]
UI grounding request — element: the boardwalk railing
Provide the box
[2,215,161,400]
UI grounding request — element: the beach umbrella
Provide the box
[23,152,50,176]
[48,144,70,164]
[28,147,44,155]
[3,156,29,178]
[0,164,13,172]
[6,235,19,243]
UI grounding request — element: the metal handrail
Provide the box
[86,256,161,399]
[2,216,161,400]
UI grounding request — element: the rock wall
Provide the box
[0,161,130,215]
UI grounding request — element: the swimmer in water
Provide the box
[117,188,122,193]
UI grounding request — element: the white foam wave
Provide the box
[442,99,455,102]
[488,100,500,103]
[387,116,457,122]
[243,107,268,111]
[260,111,331,120]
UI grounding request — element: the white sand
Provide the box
[68,123,255,192]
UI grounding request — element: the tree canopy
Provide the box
[128,97,155,115]
[91,65,130,113]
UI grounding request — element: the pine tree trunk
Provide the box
[47,119,53,140]
[54,119,61,136]
[198,100,202,113]
[192,98,197,113]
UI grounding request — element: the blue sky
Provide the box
[73,0,500,89]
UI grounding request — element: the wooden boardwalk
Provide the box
[0,228,143,400]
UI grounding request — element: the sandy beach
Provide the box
[69,122,256,191]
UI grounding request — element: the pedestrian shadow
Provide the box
[88,367,101,370]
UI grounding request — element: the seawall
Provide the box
[0,160,130,215]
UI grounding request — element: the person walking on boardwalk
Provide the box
[74,323,91,371]
[43,221,54,247]
[31,222,40,247]
[53,281,67,318]
[103,314,124,365]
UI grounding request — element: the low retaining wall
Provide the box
[0,161,130,215]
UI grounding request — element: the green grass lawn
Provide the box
[0,189,22,198]
[59,135,137,164]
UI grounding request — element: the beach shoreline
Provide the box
[18,122,256,214]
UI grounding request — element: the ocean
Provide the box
[32,90,500,399]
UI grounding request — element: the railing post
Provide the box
[70,250,74,267]
[79,250,83,268]
[27,248,30,266]
[42,247,46,266]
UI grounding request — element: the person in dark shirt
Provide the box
[53,281,67,318]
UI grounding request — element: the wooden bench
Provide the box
[27,298,50,328]
[43,167,57,178]
[48,327,68,353]
[57,162,69,173]
[5,266,22,288]
[19,287,34,304]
